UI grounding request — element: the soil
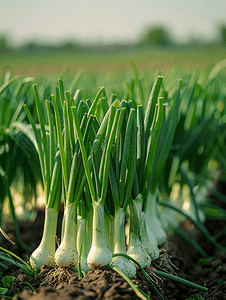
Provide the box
[0,205,226,300]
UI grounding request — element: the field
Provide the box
[0,45,226,300]
[1,45,226,75]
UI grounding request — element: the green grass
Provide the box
[1,45,226,75]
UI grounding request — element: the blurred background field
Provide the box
[1,0,226,76]
[1,45,226,75]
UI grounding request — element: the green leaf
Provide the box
[0,75,21,94]
[144,76,163,147]
[143,96,164,198]
[1,276,15,289]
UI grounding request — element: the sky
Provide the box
[1,0,226,46]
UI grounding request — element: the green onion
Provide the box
[24,86,62,270]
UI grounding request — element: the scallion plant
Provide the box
[52,84,106,268]
[73,100,120,269]
[23,85,62,269]
[107,101,139,277]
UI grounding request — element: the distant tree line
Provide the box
[0,38,84,54]
[1,24,226,55]
[138,24,226,48]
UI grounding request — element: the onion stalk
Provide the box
[30,208,58,269]
[145,192,167,245]
[108,104,145,274]
[24,86,62,270]
[87,201,112,269]
[54,202,78,267]
[127,200,151,268]
[77,216,91,273]
[111,208,136,278]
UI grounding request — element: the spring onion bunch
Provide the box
[24,73,181,277]
[140,77,180,247]
[107,101,138,277]
[53,82,110,269]
[73,76,180,273]
[120,76,181,268]
[73,98,120,269]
